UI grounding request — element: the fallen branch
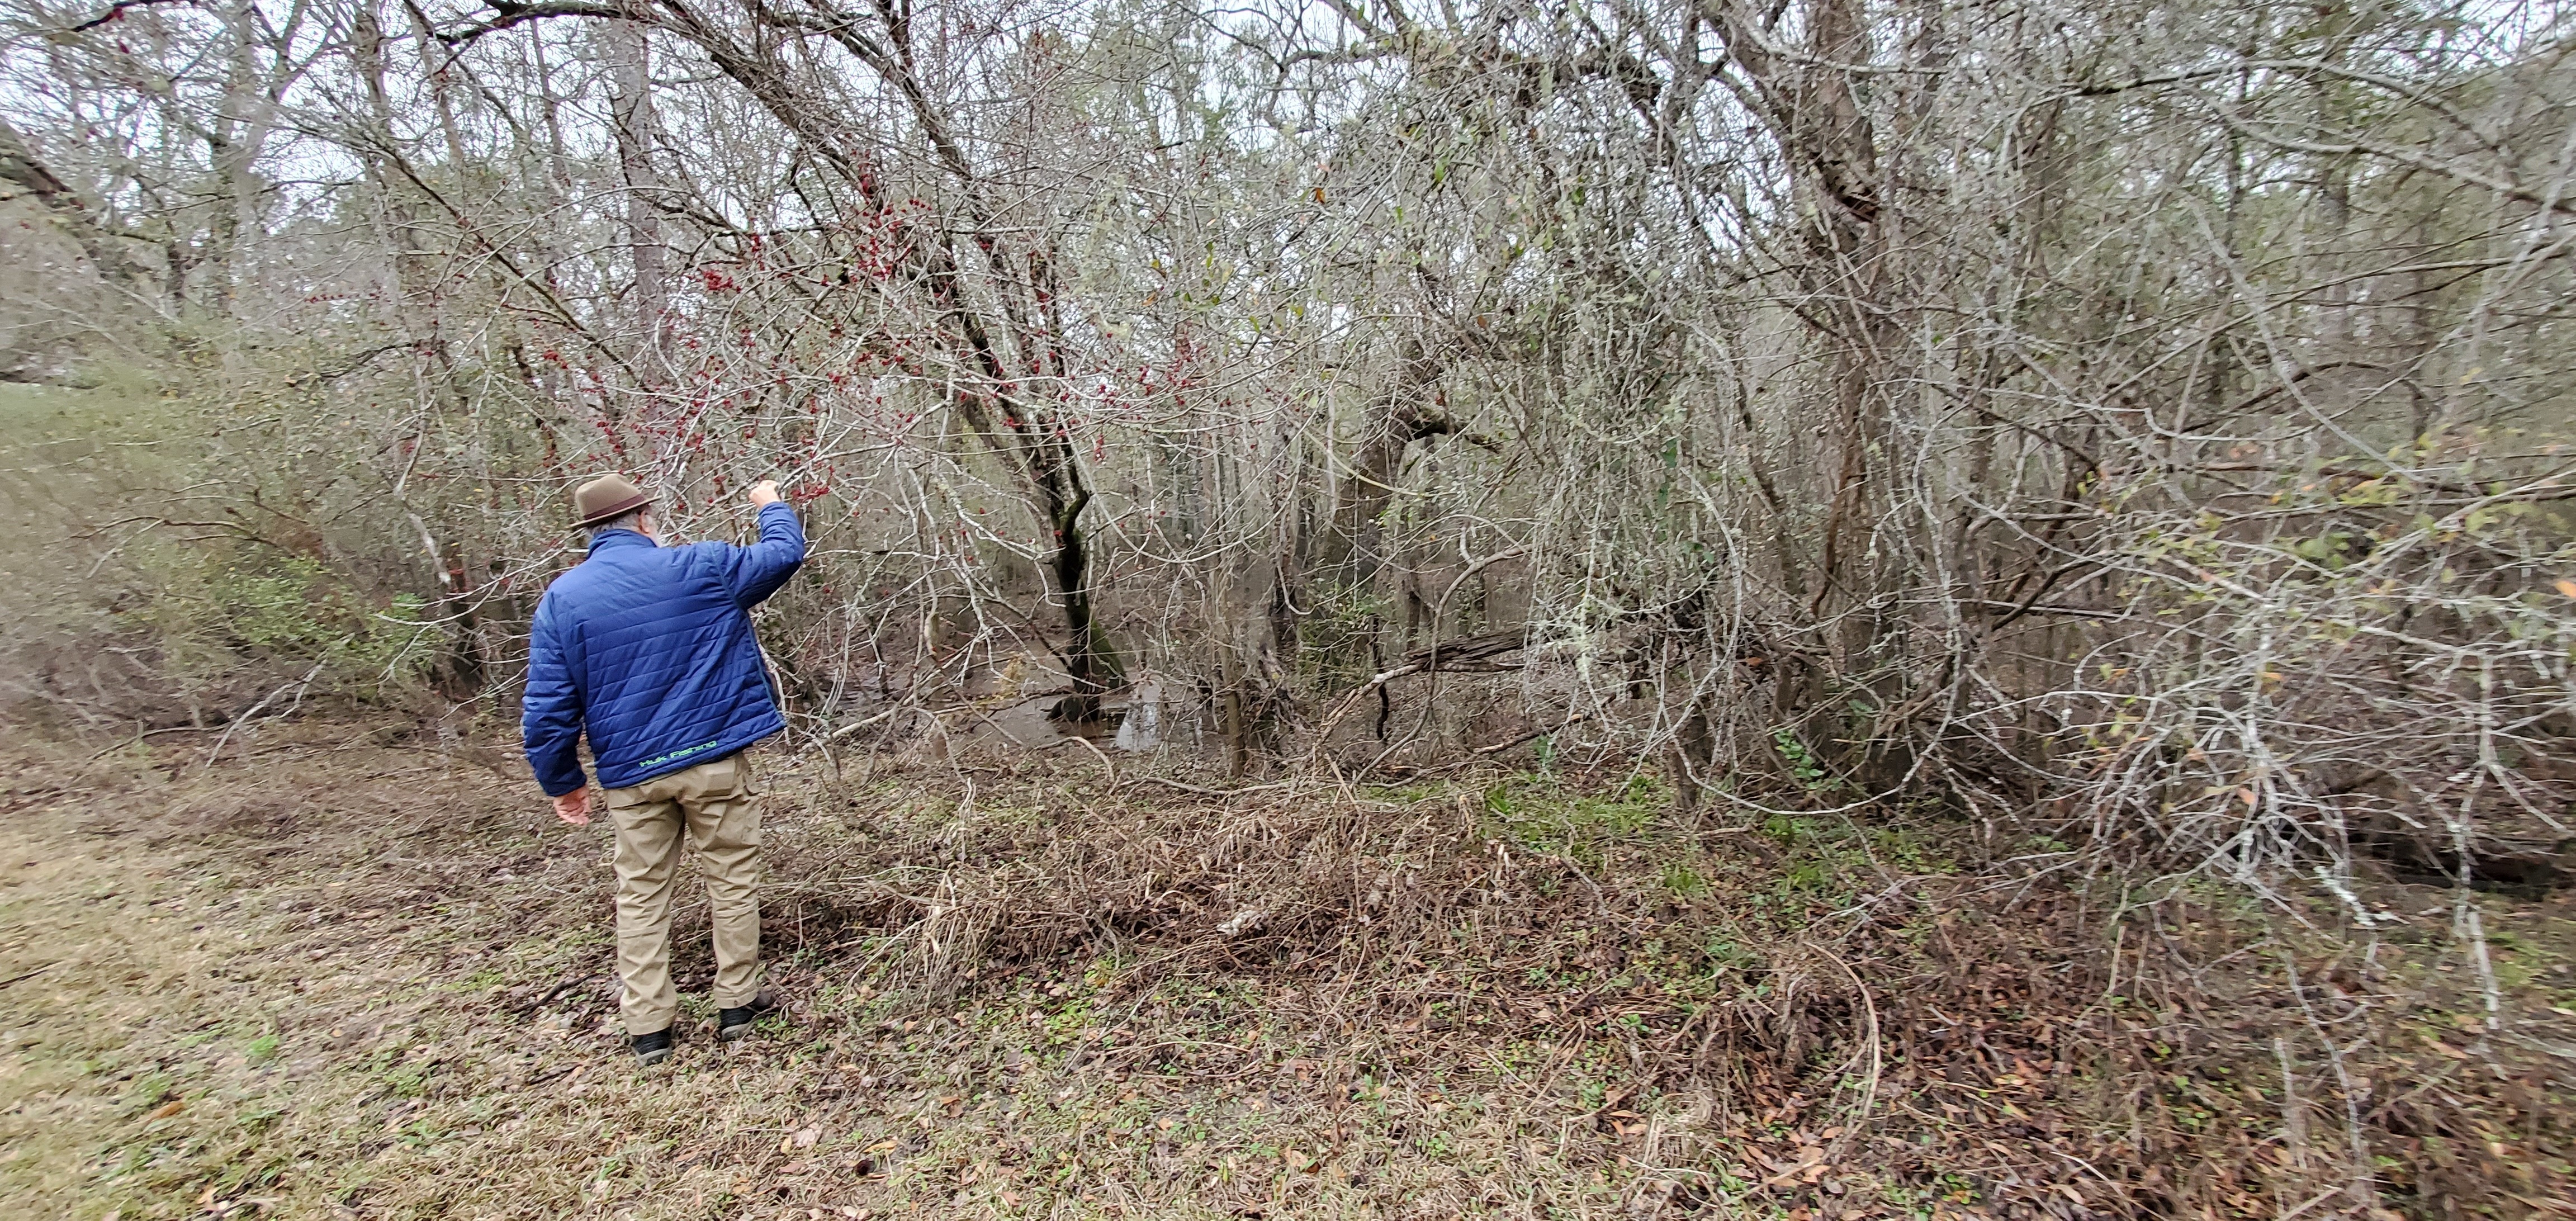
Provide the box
[200,658,330,775]
[86,724,217,763]
[1476,714,1589,756]
[1307,627,1559,755]
[827,706,908,741]
[1034,732,1119,790]
[0,963,56,990]
[1123,775,1300,798]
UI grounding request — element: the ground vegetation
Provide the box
[2,735,2569,1219]
[2,0,2574,1215]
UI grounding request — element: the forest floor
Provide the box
[1,722,2572,1221]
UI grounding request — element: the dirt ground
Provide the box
[3,726,2572,1221]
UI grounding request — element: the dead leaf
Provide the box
[146,1099,184,1121]
[793,1125,821,1149]
[1284,1148,1314,1172]
[2556,579,2576,599]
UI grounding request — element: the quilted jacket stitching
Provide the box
[520,503,805,795]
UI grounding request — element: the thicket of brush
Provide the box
[4,0,2575,1212]
[51,732,2563,1218]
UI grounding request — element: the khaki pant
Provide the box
[603,751,763,1036]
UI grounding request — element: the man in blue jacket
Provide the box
[522,473,806,1064]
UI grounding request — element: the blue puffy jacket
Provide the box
[521,502,806,796]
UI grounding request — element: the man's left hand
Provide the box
[552,788,593,825]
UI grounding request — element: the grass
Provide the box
[1,725,2570,1219]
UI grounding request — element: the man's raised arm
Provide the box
[720,480,806,609]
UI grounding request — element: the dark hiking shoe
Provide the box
[631,1029,674,1064]
[716,987,782,1042]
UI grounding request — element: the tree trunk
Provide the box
[604,20,673,367]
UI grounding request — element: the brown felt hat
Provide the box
[574,474,652,528]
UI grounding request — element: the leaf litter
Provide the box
[0,728,2568,1218]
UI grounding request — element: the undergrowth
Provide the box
[2,725,2569,1220]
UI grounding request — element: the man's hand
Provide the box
[747,479,782,508]
[552,788,592,826]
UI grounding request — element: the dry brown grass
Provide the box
[0,722,2569,1220]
